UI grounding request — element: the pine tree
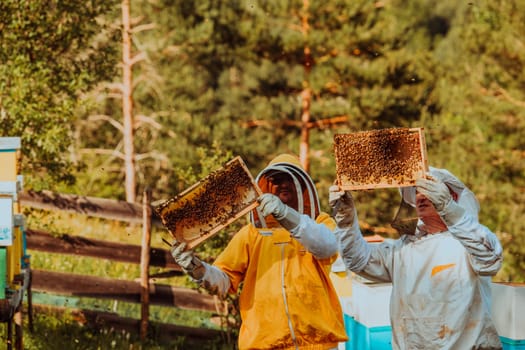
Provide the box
[422,0,525,281]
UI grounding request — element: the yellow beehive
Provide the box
[0,137,19,182]
[0,137,23,292]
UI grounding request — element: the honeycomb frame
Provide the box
[334,127,429,190]
[155,156,262,249]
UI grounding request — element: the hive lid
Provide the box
[334,127,429,190]
[155,156,262,249]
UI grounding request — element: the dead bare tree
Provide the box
[121,0,136,202]
[78,0,163,203]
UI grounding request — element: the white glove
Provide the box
[329,184,355,228]
[415,177,451,211]
[416,177,465,226]
[257,193,301,231]
[170,241,205,280]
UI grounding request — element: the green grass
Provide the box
[30,292,219,329]
[0,311,232,350]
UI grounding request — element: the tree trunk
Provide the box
[300,0,312,172]
[122,0,136,203]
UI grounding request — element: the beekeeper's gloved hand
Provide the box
[257,193,301,231]
[329,184,355,228]
[170,241,205,280]
[416,177,465,226]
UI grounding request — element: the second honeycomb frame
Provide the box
[334,127,429,190]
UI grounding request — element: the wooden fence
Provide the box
[18,190,227,342]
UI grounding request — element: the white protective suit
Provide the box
[334,167,503,350]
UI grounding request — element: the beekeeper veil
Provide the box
[392,167,480,235]
[250,154,320,228]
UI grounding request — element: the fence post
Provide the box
[14,304,22,350]
[7,319,12,350]
[140,189,152,340]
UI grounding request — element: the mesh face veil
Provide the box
[250,155,321,228]
[393,167,481,234]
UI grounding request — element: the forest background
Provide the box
[1,0,524,305]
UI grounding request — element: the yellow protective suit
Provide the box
[212,154,348,349]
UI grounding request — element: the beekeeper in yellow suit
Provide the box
[171,154,348,350]
[329,167,503,350]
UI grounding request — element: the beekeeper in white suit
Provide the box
[329,167,503,350]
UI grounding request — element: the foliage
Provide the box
[77,0,440,201]
[0,0,119,188]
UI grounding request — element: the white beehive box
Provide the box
[491,282,525,342]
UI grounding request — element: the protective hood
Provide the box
[400,166,480,220]
[250,154,321,228]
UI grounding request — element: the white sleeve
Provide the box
[290,214,338,259]
[335,208,394,283]
[196,262,231,297]
[448,214,503,276]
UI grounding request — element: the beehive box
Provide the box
[491,282,525,346]
[155,156,262,249]
[334,127,428,190]
[341,277,393,350]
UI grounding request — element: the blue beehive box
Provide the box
[501,338,525,350]
[344,314,392,350]
[336,276,392,350]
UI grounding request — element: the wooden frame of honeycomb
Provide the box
[334,127,429,190]
[155,156,262,249]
